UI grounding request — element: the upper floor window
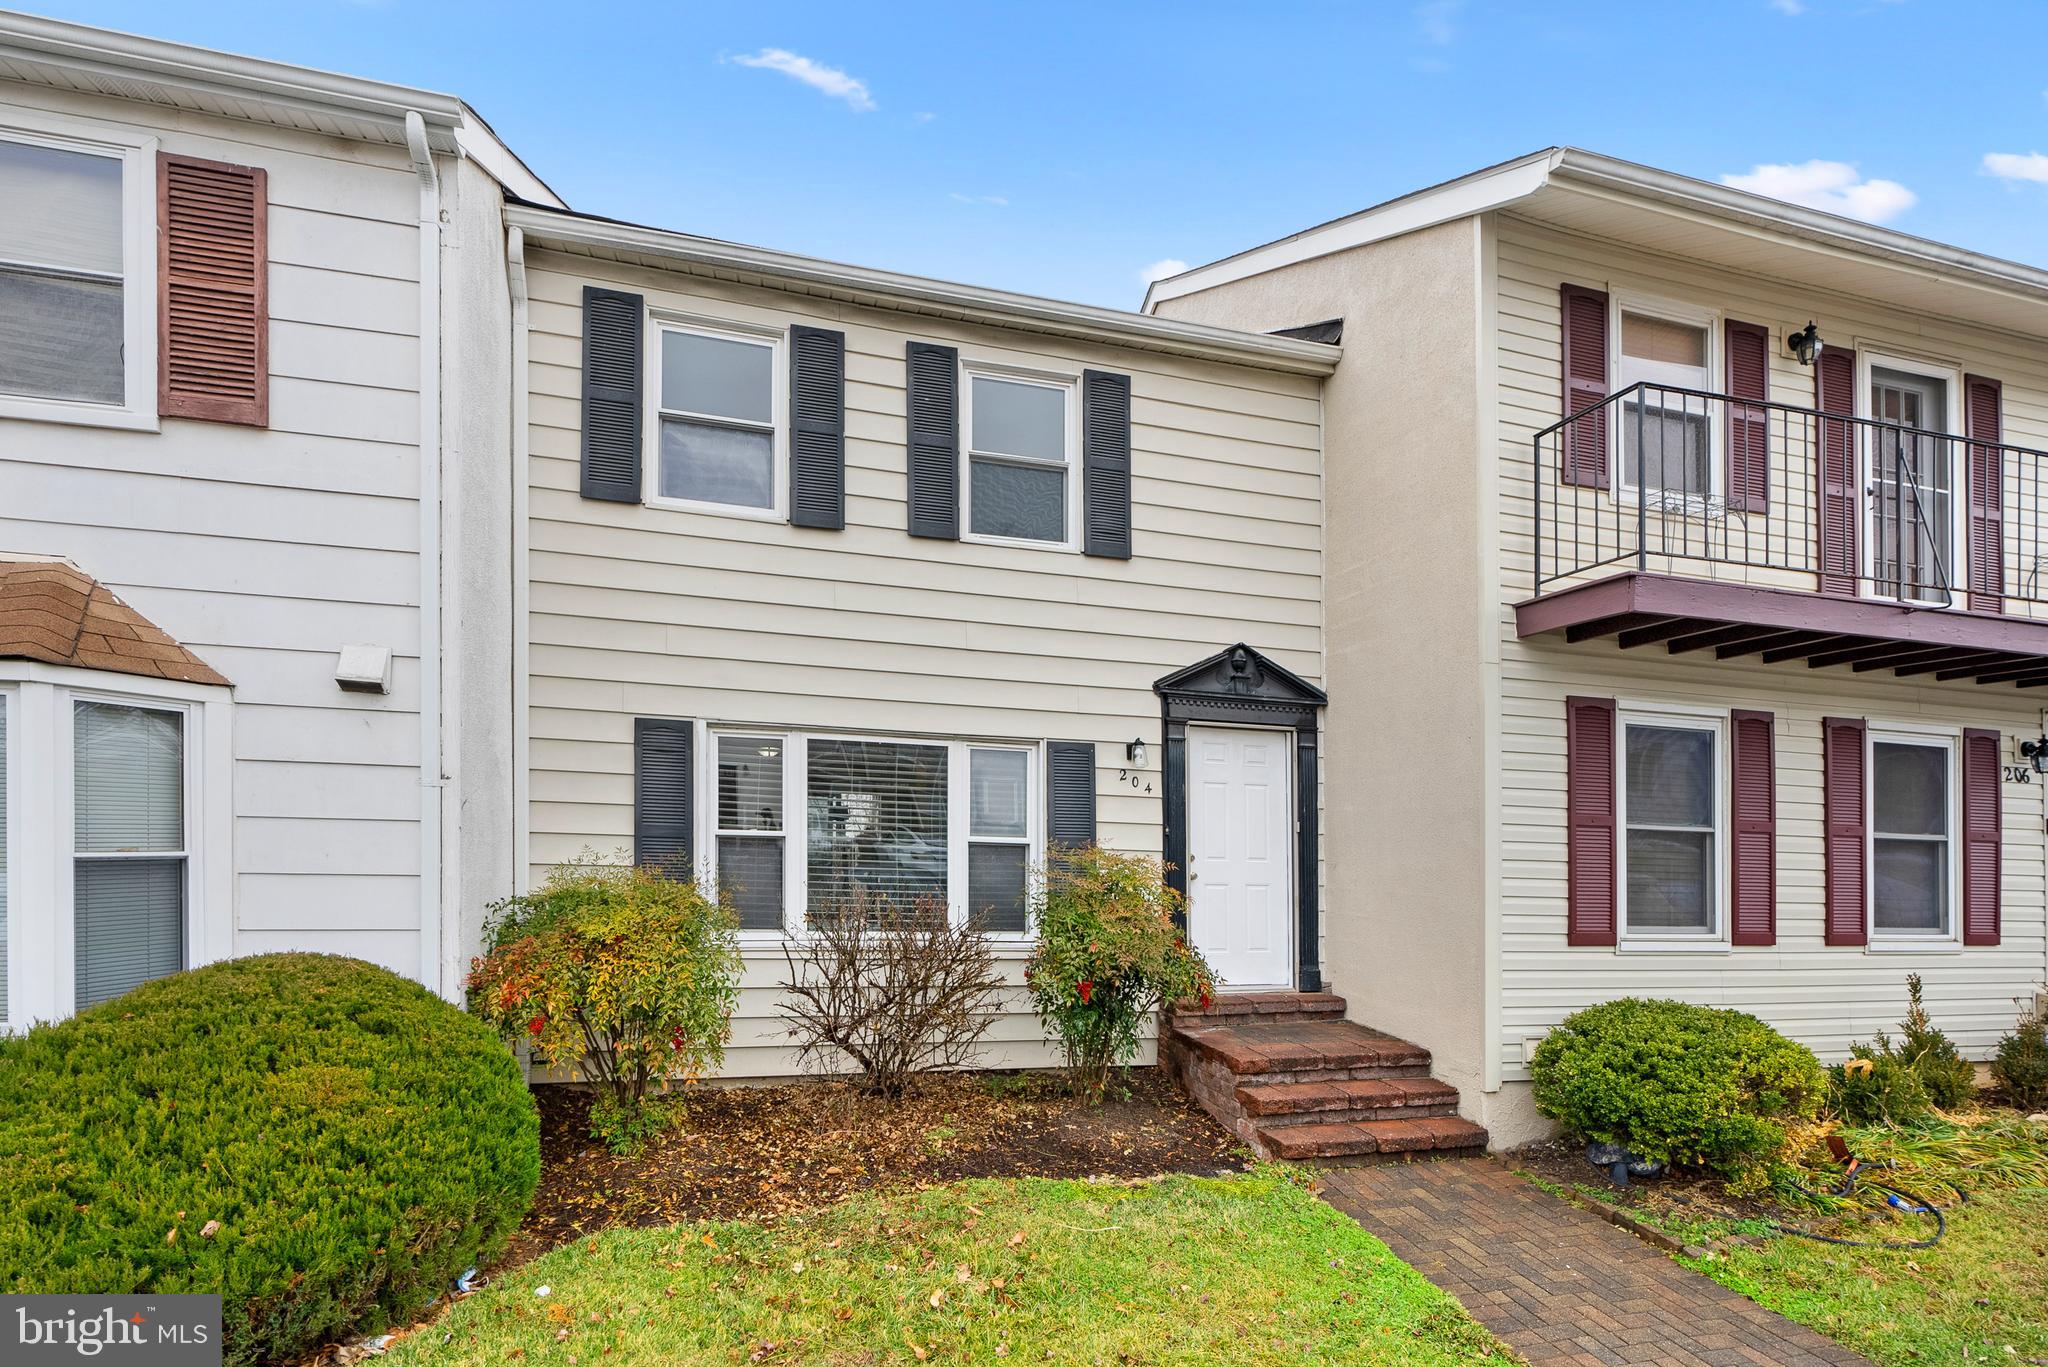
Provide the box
[651,320,783,517]
[964,368,1077,548]
[0,136,126,407]
[1616,307,1714,499]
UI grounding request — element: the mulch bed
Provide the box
[501,1067,1247,1267]
[1504,1137,1781,1245]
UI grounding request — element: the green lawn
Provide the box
[1679,1189,2048,1366]
[386,1172,1510,1366]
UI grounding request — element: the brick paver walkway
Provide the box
[1319,1158,1872,1367]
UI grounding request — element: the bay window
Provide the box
[703,729,1041,937]
[1618,711,1723,939]
[1870,735,1955,938]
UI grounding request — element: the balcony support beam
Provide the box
[1716,629,1824,660]
[1667,623,1782,655]
[1850,645,1952,673]
[1807,640,1944,670]
[1616,618,1706,650]
[1761,634,1851,664]
[1891,650,2027,678]
[1565,613,1670,644]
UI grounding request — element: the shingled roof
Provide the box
[0,560,229,687]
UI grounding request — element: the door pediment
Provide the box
[1154,643,1326,722]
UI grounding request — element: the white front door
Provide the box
[1187,724,1293,990]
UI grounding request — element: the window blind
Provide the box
[73,701,185,1007]
[805,739,947,916]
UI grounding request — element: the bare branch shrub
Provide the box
[778,893,1005,1098]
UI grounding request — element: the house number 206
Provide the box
[2003,765,2034,784]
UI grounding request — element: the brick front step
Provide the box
[1235,1077,1460,1126]
[1159,990,1488,1163]
[1170,1019,1432,1079]
[1257,1116,1489,1163]
[1165,990,1347,1030]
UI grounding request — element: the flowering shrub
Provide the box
[468,858,741,1148]
[1024,845,1212,1101]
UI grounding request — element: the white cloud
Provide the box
[727,48,876,112]
[1767,0,1805,14]
[1415,0,1461,44]
[1983,151,2048,184]
[1139,258,1190,286]
[949,192,1009,207]
[913,111,937,124]
[1720,160,1917,223]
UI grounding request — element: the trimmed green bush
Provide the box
[1531,998,1825,1178]
[1992,993,2048,1111]
[0,954,540,1367]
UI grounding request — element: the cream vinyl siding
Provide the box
[524,250,1325,1076]
[1495,214,2048,1075]
[0,83,436,977]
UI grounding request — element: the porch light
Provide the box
[1126,738,1148,768]
[1787,321,1824,367]
[2021,737,2048,775]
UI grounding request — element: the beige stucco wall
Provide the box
[1154,219,1498,1109]
[521,247,1326,1077]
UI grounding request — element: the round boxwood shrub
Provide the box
[0,953,539,1367]
[1531,998,1824,1177]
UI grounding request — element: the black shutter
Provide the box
[1046,741,1097,848]
[1081,369,1132,559]
[633,717,694,877]
[906,341,959,538]
[580,286,644,503]
[789,325,846,529]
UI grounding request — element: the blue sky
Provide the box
[28,0,2048,308]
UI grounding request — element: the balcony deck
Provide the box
[1524,380,2048,686]
[1516,571,2048,686]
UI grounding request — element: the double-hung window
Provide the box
[1870,733,1955,939]
[964,368,1076,548]
[1615,306,1715,501]
[0,123,154,425]
[652,321,782,515]
[704,729,1040,937]
[1618,710,1723,939]
[72,700,187,1008]
[0,693,10,1027]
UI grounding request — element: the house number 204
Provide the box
[1116,768,1154,794]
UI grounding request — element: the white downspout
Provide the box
[405,111,447,995]
[507,225,532,895]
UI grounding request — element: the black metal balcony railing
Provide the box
[1531,382,2048,610]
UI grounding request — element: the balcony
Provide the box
[1516,382,2048,686]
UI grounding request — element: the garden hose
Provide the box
[1771,1146,1952,1250]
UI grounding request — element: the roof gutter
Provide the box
[504,204,1339,375]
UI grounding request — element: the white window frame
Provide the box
[0,662,232,1028]
[1865,724,1962,947]
[1609,293,1722,509]
[1615,703,1728,948]
[643,312,787,521]
[695,724,1044,946]
[0,110,159,432]
[960,360,1082,553]
[0,686,14,1031]
[1854,349,1968,611]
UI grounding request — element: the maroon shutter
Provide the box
[158,153,269,426]
[1724,320,1770,513]
[1729,709,1776,946]
[1559,285,1610,489]
[1964,375,2004,614]
[1566,696,1618,946]
[1815,347,1858,597]
[1822,716,1868,946]
[1962,728,2002,946]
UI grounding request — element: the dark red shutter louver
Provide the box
[1559,284,1610,489]
[1729,709,1776,946]
[1822,716,1868,946]
[1961,728,2001,946]
[1964,375,2004,614]
[1815,347,1858,597]
[1724,320,1770,513]
[158,153,268,426]
[1565,695,1617,946]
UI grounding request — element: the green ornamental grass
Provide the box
[0,953,540,1367]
